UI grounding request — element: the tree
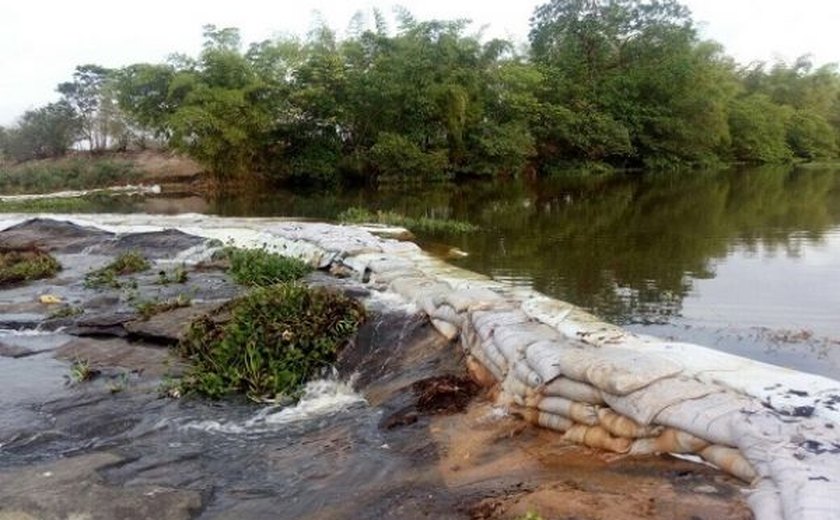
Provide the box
[1,101,80,162]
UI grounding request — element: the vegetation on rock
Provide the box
[224,247,311,286]
[84,251,150,289]
[134,294,192,320]
[339,206,478,233]
[0,248,61,287]
[177,283,365,401]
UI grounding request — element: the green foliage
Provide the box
[0,197,98,214]
[1,101,80,162]
[135,293,192,320]
[177,283,365,401]
[728,94,793,163]
[84,251,150,289]
[48,305,84,319]
[67,358,98,384]
[338,206,478,233]
[786,109,838,159]
[368,133,449,182]
[224,247,311,286]
[0,157,139,195]
[0,249,62,287]
[156,265,189,285]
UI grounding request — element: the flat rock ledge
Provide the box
[3,213,839,520]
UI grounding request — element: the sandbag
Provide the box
[603,377,722,425]
[700,445,757,483]
[471,309,530,342]
[655,392,757,447]
[563,425,632,453]
[512,362,543,388]
[597,409,663,439]
[493,324,560,365]
[541,377,603,405]
[746,478,784,520]
[524,340,566,383]
[442,288,504,312]
[629,428,710,455]
[520,408,574,433]
[466,355,497,388]
[431,319,459,341]
[527,396,599,426]
[482,339,509,373]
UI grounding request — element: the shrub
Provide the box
[177,283,365,401]
[0,248,61,287]
[368,133,449,183]
[224,247,311,286]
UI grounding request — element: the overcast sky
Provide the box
[2,0,839,125]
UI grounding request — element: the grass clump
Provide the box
[156,265,189,285]
[0,196,99,214]
[338,206,478,234]
[48,305,84,319]
[0,157,139,195]
[0,248,61,287]
[135,294,192,320]
[224,247,311,287]
[66,358,99,384]
[84,251,150,289]
[177,283,365,402]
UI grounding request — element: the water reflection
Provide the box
[197,165,840,330]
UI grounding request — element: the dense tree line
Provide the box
[2,0,839,183]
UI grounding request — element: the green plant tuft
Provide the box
[84,251,150,289]
[67,358,98,384]
[224,247,311,287]
[177,283,365,402]
[338,206,478,234]
[0,248,61,287]
[48,305,84,319]
[134,294,192,320]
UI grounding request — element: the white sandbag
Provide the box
[372,268,427,284]
[563,424,632,453]
[525,342,683,396]
[700,445,757,483]
[470,346,505,382]
[482,339,509,373]
[431,319,459,341]
[746,478,784,520]
[541,377,604,405]
[502,373,534,399]
[527,396,599,426]
[629,428,710,455]
[513,362,543,388]
[523,340,566,383]
[602,377,723,425]
[443,288,504,312]
[389,277,451,304]
[655,392,757,447]
[597,409,663,439]
[471,309,530,342]
[429,303,464,328]
[494,323,560,364]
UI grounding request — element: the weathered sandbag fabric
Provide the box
[4,215,839,520]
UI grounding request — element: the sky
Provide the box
[2,0,839,125]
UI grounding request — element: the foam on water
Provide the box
[181,378,366,435]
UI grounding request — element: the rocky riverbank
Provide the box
[0,217,757,519]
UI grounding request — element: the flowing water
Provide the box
[125,164,840,378]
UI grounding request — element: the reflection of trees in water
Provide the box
[203,164,840,324]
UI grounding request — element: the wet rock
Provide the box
[413,375,480,415]
[0,218,112,253]
[54,337,182,379]
[88,229,207,259]
[124,302,223,345]
[0,452,203,520]
[67,311,139,337]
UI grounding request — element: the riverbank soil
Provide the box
[0,218,751,519]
